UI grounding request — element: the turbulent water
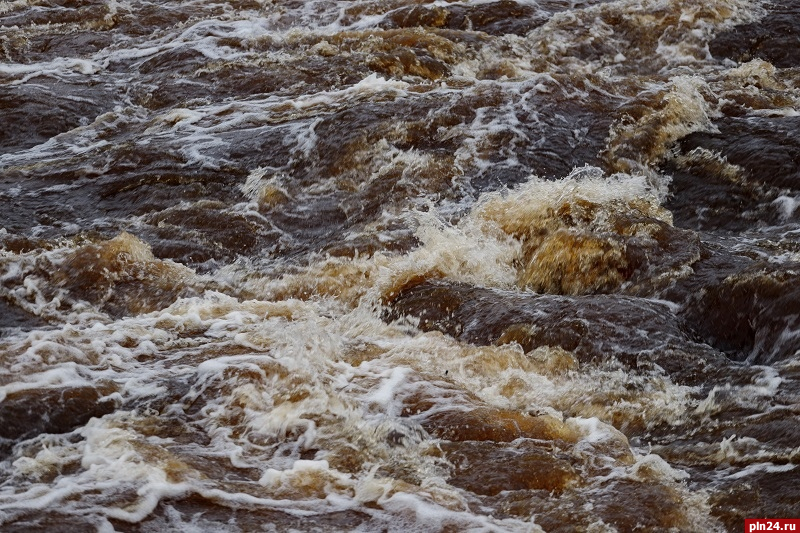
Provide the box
[1,0,799,530]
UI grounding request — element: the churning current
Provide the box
[1,0,799,531]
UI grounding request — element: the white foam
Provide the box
[0,363,91,401]
[628,453,690,483]
[352,73,410,94]
[0,0,784,529]
[364,367,413,415]
[725,462,796,480]
[0,58,102,84]
[773,195,800,221]
[0,0,29,15]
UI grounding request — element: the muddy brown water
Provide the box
[1,0,799,531]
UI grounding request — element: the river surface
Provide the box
[1,0,799,531]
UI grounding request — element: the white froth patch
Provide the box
[627,453,690,483]
[570,417,623,444]
[363,366,414,415]
[479,166,663,211]
[726,462,796,480]
[352,73,410,93]
[773,195,800,221]
[145,109,206,133]
[0,364,93,401]
[712,434,793,466]
[336,169,671,305]
[447,83,532,176]
[399,208,521,286]
[0,305,477,521]
[376,491,543,532]
[609,75,717,176]
[696,365,783,418]
[0,0,29,15]
[0,58,102,84]
[387,323,698,436]
[1,415,196,522]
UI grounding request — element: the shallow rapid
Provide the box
[1,0,799,531]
